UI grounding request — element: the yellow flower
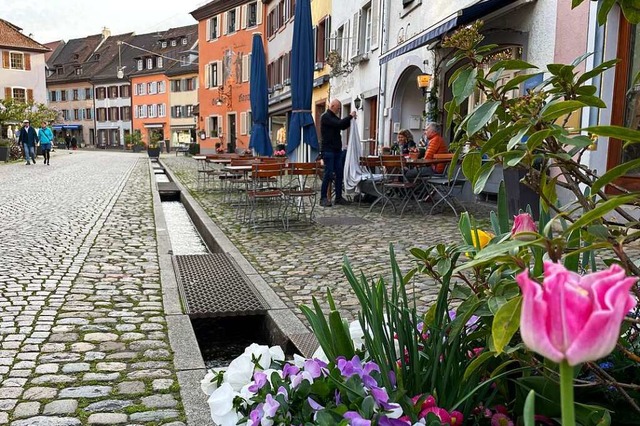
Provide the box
[466,229,493,257]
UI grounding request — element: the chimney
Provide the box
[102,27,111,39]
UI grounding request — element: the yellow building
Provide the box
[311,0,331,136]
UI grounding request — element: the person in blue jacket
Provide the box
[18,119,38,165]
[38,121,54,165]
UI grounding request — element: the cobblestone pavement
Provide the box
[0,151,185,425]
[163,156,495,323]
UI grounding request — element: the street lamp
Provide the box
[116,41,126,79]
[416,73,432,96]
[353,95,363,110]
[214,85,233,108]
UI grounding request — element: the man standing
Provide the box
[18,119,38,165]
[38,121,54,165]
[319,99,356,207]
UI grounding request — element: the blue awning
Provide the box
[379,0,520,65]
[52,124,82,130]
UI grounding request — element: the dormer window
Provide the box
[94,54,100,60]
[137,59,143,71]
[73,53,79,60]
[56,66,64,75]
[171,39,177,47]
[75,67,83,75]
[157,57,163,68]
[161,41,167,48]
[147,57,153,69]
[182,37,188,45]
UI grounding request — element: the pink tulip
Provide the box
[517,262,637,366]
[511,213,538,240]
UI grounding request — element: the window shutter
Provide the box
[235,7,241,31]
[371,0,379,50]
[242,54,249,82]
[24,53,31,70]
[240,112,246,135]
[351,11,360,59]
[222,12,228,35]
[27,89,33,102]
[343,21,350,59]
[257,1,263,25]
[216,61,223,87]
[313,26,318,62]
[205,63,211,88]
[325,16,332,58]
[206,18,211,41]
[4,87,11,99]
[241,5,248,29]
[2,52,8,68]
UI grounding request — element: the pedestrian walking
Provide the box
[65,133,71,150]
[38,121,54,165]
[319,99,356,207]
[18,119,38,165]
[71,135,78,150]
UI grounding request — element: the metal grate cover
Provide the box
[288,332,319,358]
[174,254,267,317]
[315,216,370,226]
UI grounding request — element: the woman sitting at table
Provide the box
[405,122,449,180]
[397,129,416,155]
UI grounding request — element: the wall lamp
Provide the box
[199,129,206,140]
[353,94,364,110]
[417,73,432,96]
[214,85,233,108]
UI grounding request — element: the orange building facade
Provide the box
[130,73,170,146]
[191,0,265,154]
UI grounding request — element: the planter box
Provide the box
[147,147,161,158]
[503,167,540,220]
[0,146,9,162]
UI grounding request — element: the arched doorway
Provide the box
[390,65,425,145]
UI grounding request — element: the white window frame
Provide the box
[161,41,167,48]
[9,52,24,70]
[12,87,26,103]
[208,115,221,137]
[182,38,188,45]
[147,58,153,69]
[137,59,143,71]
[149,104,157,118]
[159,81,166,93]
[363,4,372,53]
[159,104,166,118]
[171,39,177,47]
[157,57,163,68]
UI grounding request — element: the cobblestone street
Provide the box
[0,151,185,426]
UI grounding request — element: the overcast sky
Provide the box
[3,0,210,44]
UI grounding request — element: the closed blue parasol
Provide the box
[249,33,273,156]
[286,0,318,158]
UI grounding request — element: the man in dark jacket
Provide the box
[18,119,38,165]
[319,99,356,207]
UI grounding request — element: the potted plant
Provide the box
[147,133,162,158]
[125,131,144,153]
[0,139,11,162]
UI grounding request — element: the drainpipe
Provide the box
[377,0,392,154]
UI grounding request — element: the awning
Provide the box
[379,0,521,65]
[171,125,196,130]
[144,123,164,128]
[52,124,82,130]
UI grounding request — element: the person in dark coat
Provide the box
[65,133,71,149]
[319,99,356,207]
[71,135,78,150]
[18,119,38,165]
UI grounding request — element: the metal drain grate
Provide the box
[315,216,370,226]
[174,254,267,317]
[288,332,319,358]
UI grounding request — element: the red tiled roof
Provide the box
[0,19,50,53]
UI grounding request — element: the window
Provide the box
[62,109,70,120]
[149,104,157,118]
[171,39,177,46]
[147,58,153,69]
[121,106,131,121]
[209,116,220,137]
[9,52,24,69]
[97,108,107,122]
[12,88,26,103]
[182,37,188,45]
[50,90,58,102]
[148,82,157,94]
[186,77,196,91]
[108,86,118,99]
[173,105,183,118]
[228,8,237,33]
[85,88,92,99]
[74,109,80,120]
[159,81,166,93]
[247,2,258,27]
[141,105,148,118]
[159,104,166,118]
[85,108,93,120]
[56,66,63,75]
[73,89,79,101]
[363,4,372,53]
[208,62,222,88]
[109,107,119,121]
[75,67,83,75]
[186,105,194,117]
[61,90,67,101]
[157,57,163,68]
[95,87,106,100]
[315,16,330,64]
[171,80,181,92]
[208,16,219,40]
[161,41,167,48]
[137,59,143,71]
[120,85,130,98]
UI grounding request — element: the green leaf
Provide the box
[526,129,555,151]
[591,158,640,194]
[507,127,529,150]
[540,174,558,213]
[489,59,537,75]
[558,133,594,148]
[459,212,473,246]
[577,59,619,84]
[576,85,598,96]
[501,72,544,93]
[541,100,585,121]
[576,95,607,108]
[504,150,527,167]
[463,351,496,381]
[467,101,500,136]
[571,51,593,67]
[547,63,564,76]
[583,125,640,143]
[597,0,617,25]
[492,296,522,354]
[481,125,520,155]
[473,162,496,194]
[462,151,482,182]
[564,228,581,272]
[565,195,639,235]
[452,67,478,106]
[498,181,510,233]
[524,390,536,426]
[620,0,640,24]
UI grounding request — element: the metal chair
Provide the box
[379,155,424,216]
[359,156,386,213]
[283,162,319,228]
[246,162,287,231]
[423,163,467,217]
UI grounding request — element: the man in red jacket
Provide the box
[406,122,448,180]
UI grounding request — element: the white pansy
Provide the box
[269,345,285,362]
[240,382,256,401]
[261,368,282,385]
[224,354,255,391]
[208,383,237,417]
[386,403,403,419]
[292,354,307,368]
[243,343,272,370]
[349,320,365,349]
[311,346,329,364]
[201,368,225,396]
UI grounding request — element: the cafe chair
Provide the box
[379,155,424,216]
[246,162,287,231]
[424,164,467,217]
[283,162,319,228]
[358,156,386,212]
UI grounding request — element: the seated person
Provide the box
[406,122,449,180]
[397,129,416,155]
[215,142,225,154]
